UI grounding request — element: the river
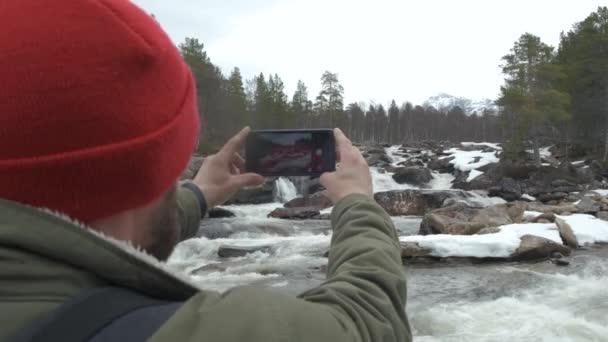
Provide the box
[169,146,608,341]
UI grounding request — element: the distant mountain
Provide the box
[423,93,498,115]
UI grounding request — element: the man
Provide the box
[0,0,411,341]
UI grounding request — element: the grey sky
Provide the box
[133,0,605,105]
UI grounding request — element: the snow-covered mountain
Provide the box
[423,93,497,115]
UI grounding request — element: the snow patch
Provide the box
[443,148,499,172]
[558,214,608,245]
[592,189,608,197]
[467,170,484,182]
[400,223,560,258]
[461,142,502,150]
[522,194,537,201]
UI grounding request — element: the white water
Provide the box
[412,260,608,342]
[274,177,298,203]
[169,145,608,341]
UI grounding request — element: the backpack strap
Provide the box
[10,287,182,342]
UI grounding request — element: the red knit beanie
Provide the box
[0,0,200,222]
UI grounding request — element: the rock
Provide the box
[180,156,205,180]
[507,202,527,223]
[218,244,272,258]
[537,192,568,203]
[552,258,570,266]
[511,235,571,261]
[532,212,556,223]
[398,159,425,168]
[555,217,579,248]
[476,227,501,235]
[597,211,608,221]
[226,180,275,205]
[374,190,472,216]
[419,203,521,235]
[401,242,433,258]
[392,167,433,186]
[489,178,522,201]
[284,191,332,210]
[366,153,392,167]
[527,202,579,215]
[576,197,601,214]
[427,157,455,173]
[312,213,332,220]
[208,208,236,219]
[268,207,321,220]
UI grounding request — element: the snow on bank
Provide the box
[442,148,499,172]
[401,213,608,258]
[592,189,608,197]
[400,223,559,258]
[558,214,608,245]
[461,142,502,150]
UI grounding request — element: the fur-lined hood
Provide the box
[0,198,202,301]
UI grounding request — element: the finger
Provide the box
[232,173,265,188]
[218,127,250,161]
[232,153,246,172]
[230,164,240,175]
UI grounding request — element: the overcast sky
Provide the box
[133,0,604,105]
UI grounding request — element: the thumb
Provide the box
[233,173,265,189]
[320,172,335,188]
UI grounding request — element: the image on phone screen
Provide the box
[246,130,335,177]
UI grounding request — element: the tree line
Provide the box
[178,38,501,153]
[178,6,608,164]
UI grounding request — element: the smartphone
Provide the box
[245,129,336,177]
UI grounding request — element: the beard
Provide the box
[144,187,180,261]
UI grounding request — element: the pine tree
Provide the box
[498,33,570,164]
[226,67,248,133]
[316,71,345,127]
[558,7,608,159]
[292,80,312,128]
[388,100,400,144]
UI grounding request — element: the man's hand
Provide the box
[320,128,373,204]
[193,127,265,208]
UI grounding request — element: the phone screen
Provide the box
[245,129,336,177]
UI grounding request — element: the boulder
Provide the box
[555,217,579,248]
[226,180,275,205]
[537,192,568,203]
[374,190,472,216]
[218,244,272,258]
[401,242,432,258]
[531,212,556,223]
[526,202,579,215]
[419,202,525,235]
[511,235,571,261]
[489,178,522,201]
[427,156,455,173]
[268,207,320,220]
[284,191,332,210]
[420,213,487,235]
[392,167,433,186]
[365,153,392,167]
[208,208,236,219]
[576,197,601,214]
[597,211,608,221]
[397,159,425,168]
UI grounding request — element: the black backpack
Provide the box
[10,287,182,342]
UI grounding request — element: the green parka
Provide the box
[0,186,411,341]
